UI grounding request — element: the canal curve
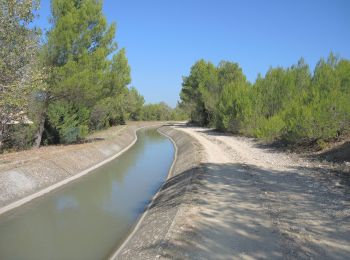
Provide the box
[0,128,175,260]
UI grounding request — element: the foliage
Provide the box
[90,94,127,130]
[140,102,188,121]
[180,54,350,146]
[0,0,184,152]
[180,60,248,128]
[125,87,144,121]
[88,48,135,130]
[217,81,251,132]
[47,101,89,143]
[0,0,40,147]
[39,0,132,144]
[1,124,36,151]
[180,60,213,125]
[3,0,349,152]
[171,104,189,121]
[141,102,173,121]
[46,0,117,102]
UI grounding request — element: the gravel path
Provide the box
[161,125,350,259]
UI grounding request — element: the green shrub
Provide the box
[48,102,90,144]
[254,115,285,141]
[90,96,126,130]
[1,124,35,151]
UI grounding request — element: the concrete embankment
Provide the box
[0,122,205,259]
[0,122,162,212]
[112,125,204,259]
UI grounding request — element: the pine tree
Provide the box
[34,0,117,146]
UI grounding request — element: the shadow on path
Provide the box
[143,161,350,259]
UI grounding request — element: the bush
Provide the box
[216,82,251,132]
[1,124,35,151]
[141,102,173,121]
[47,102,90,144]
[254,115,285,141]
[90,96,126,130]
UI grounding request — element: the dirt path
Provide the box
[162,125,350,259]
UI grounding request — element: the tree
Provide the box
[180,60,215,125]
[171,103,188,121]
[35,0,117,146]
[126,87,144,121]
[180,60,248,128]
[217,81,251,132]
[89,48,133,129]
[215,61,248,130]
[103,48,131,97]
[90,49,131,129]
[180,54,350,148]
[141,102,173,121]
[0,0,40,149]
[47,101,89,143]
[335,59,350,133]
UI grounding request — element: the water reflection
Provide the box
[55,196,79,211]
[0,128,174,260]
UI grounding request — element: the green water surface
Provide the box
[0,128,174,260]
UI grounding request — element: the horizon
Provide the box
[33,0,350,107]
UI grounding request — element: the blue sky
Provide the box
[35,0,350,107]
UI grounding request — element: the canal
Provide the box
[0,128,174,260]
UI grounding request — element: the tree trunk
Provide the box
[33,116,45,148]
[33,100,48,148]
[0,128,3,150]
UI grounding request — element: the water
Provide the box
[0,128,174,260]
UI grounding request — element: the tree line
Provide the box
[180,55,350,148]
[0,0,185,152]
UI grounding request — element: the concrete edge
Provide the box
[109,125,204,259]
[108,126,179,259]
[0,124,163,216]
[160,128,178,181]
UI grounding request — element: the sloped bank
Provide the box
[0,122,162,213]
[111,125,204,259]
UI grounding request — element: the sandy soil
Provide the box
[161,125,350,259]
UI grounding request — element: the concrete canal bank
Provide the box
[0,127,175,260]
[0,122,163,212]
[112,125,204,259]
[0,122,205,260]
